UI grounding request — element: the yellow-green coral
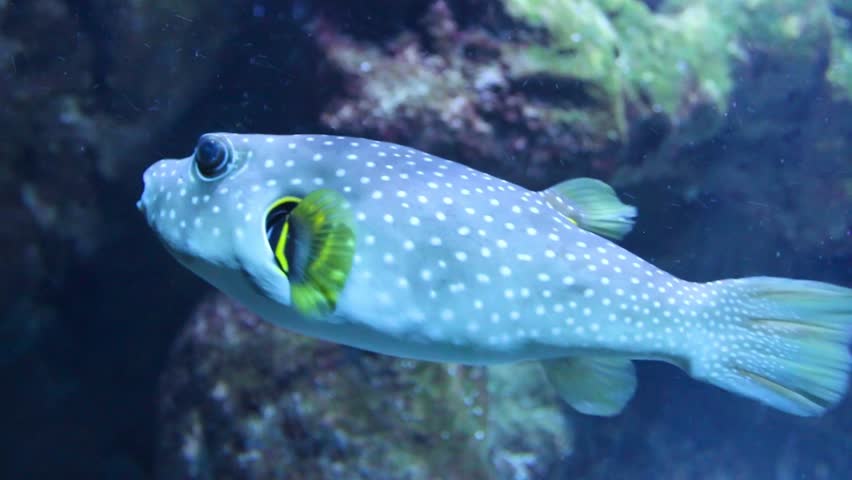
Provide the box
[505,0,852,134]
[505,0,736,132]
[828,6,852,102]
[674,0,852,101]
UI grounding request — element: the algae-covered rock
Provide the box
[497,0,852,259]
[318,0,747,183]
[0,0,236,361]
[505,0,852,130]
[157,294,570,480]
[320,0,852,179]
[505,0,736,129]
[487,363,573,479]
[319,0,625,187]
[828,0,852,101]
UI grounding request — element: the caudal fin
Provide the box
[691,277,852,416]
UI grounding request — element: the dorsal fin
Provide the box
[542,177,637,240]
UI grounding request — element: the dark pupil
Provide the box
[196,139,227,177]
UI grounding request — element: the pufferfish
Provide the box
[138,133,852,417]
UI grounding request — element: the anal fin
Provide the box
[540,357,637,416]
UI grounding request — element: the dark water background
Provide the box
[1,1,850,478]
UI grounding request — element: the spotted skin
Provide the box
[139,133,852,417]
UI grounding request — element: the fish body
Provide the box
[139,133,852,417]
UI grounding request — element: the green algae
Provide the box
[505,0,736,133]
[828,4,852,102]
[504,0,852,135]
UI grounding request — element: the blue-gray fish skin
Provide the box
[139,133,852,417]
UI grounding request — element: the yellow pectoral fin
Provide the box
[287,189,356,318]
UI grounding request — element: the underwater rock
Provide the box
[0,0,235,357]
[318,0,623,187]
[0,0,239,476]
[0,0,100,337]
[507,0,852,260]
[504,0,736,129]
[487,363,573,479]
[315,0,749,184]
[81,0,243,180]
[157,294,571,480]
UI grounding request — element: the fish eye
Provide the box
[194,136,231,179]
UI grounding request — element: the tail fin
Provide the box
[691,277,852,416]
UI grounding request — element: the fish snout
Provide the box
[137,159,185,223]
[137,163,159,215]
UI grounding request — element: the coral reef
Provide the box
[157,294,570,480]
[613,0,852,262]
[504,0,735,126]
[319,0,624,187]
[486,363,573,479]
[829,0,852,100]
